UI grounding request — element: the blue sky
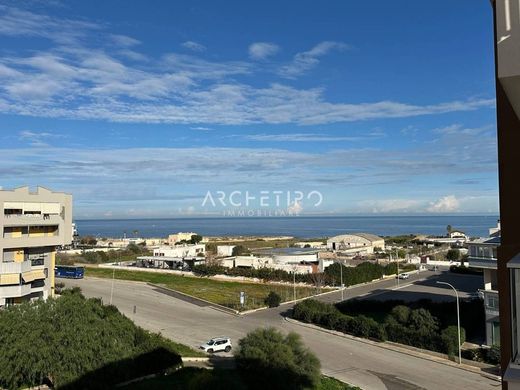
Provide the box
[0,0,498,218]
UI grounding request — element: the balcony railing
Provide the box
[0,260,31,274]
[2,214,61,226]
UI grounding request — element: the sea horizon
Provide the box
[74,215,500,239]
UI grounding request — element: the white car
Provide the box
[396,273,410,280]
[199,337,232,353]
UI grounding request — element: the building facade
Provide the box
[0,187,72,307]
[493,0,520,387]
[468,224,500,346]
[167,232,197,245]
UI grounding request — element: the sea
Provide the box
[75,215,499,239]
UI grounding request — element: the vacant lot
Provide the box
[86,267,329,311]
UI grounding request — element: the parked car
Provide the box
[396,272,410,280]
[199,337,232,353]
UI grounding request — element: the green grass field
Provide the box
[86,267,330,311]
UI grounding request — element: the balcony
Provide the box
[2,214,62,227]
[468,255,497,269]
[0,260,31,274]
[0,283,32,298]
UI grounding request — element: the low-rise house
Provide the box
[217,245,236,257]
[168,232,198,245]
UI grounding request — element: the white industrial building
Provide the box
[327,233,385,254]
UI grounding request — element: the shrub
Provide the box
[0,292,182,389]
[265,292,282,308]
[487,345,500,365]
[408,308,439,333]
[235,328,321,390]
[390,305,411,324]
[441,325,466,356]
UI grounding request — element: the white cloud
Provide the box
[279,41,348,78]
[18,130,62,147]
[243,133,369,142]
[0,7,495,126]
[358,199,421,213]
[191,126,212,131]
[287,200,303,214]
[110,34,140,47]
[181,41,206,52]
[249,42,279,60]
[427,195,460,213]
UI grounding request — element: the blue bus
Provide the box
[55,265,85,279]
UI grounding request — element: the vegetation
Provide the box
[0,289,202,390]
[265,291,282,307]
[232,245,251,256]
[85,267,323,311]
[57,244,151,265]
[122,367,359,390]
[446,249,460,261]
[235,328,321,390]
[324,262,416,287]
[336,298,485,341]
[449,265,483,275]
[292,298,481,357]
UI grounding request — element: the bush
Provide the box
[235,328,321,390]
[487,345,500,365]
[441,325,466,357]
[449,265,482,275]
[265,292,282,308]
[390,305,410,324]
[0,292,182,389]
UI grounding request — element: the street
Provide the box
[63,271,497,390]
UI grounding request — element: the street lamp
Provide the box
[437,281,461,364]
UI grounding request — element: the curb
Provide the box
[284,317,501,383]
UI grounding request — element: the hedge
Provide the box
[292,299,466,355]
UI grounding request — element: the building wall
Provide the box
[154,244,205,258]
[167,232,197,245]
[0,187,72,306]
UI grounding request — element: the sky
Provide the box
[0,0,499,218]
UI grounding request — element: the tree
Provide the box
[265,292,282,308]
[446,225,453,235]
[391,305,411,324]
[235,328,321,390]
[189,234,203,244]
[446,249,460,261]
[408,308,439,333]
[232,245,250,256]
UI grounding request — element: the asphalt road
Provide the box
[63,270,498,390]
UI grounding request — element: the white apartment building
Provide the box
[468,225,500,346]
[0,187,73,307]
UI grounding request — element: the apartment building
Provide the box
[468,221,501,346]
[0,186,72,307]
